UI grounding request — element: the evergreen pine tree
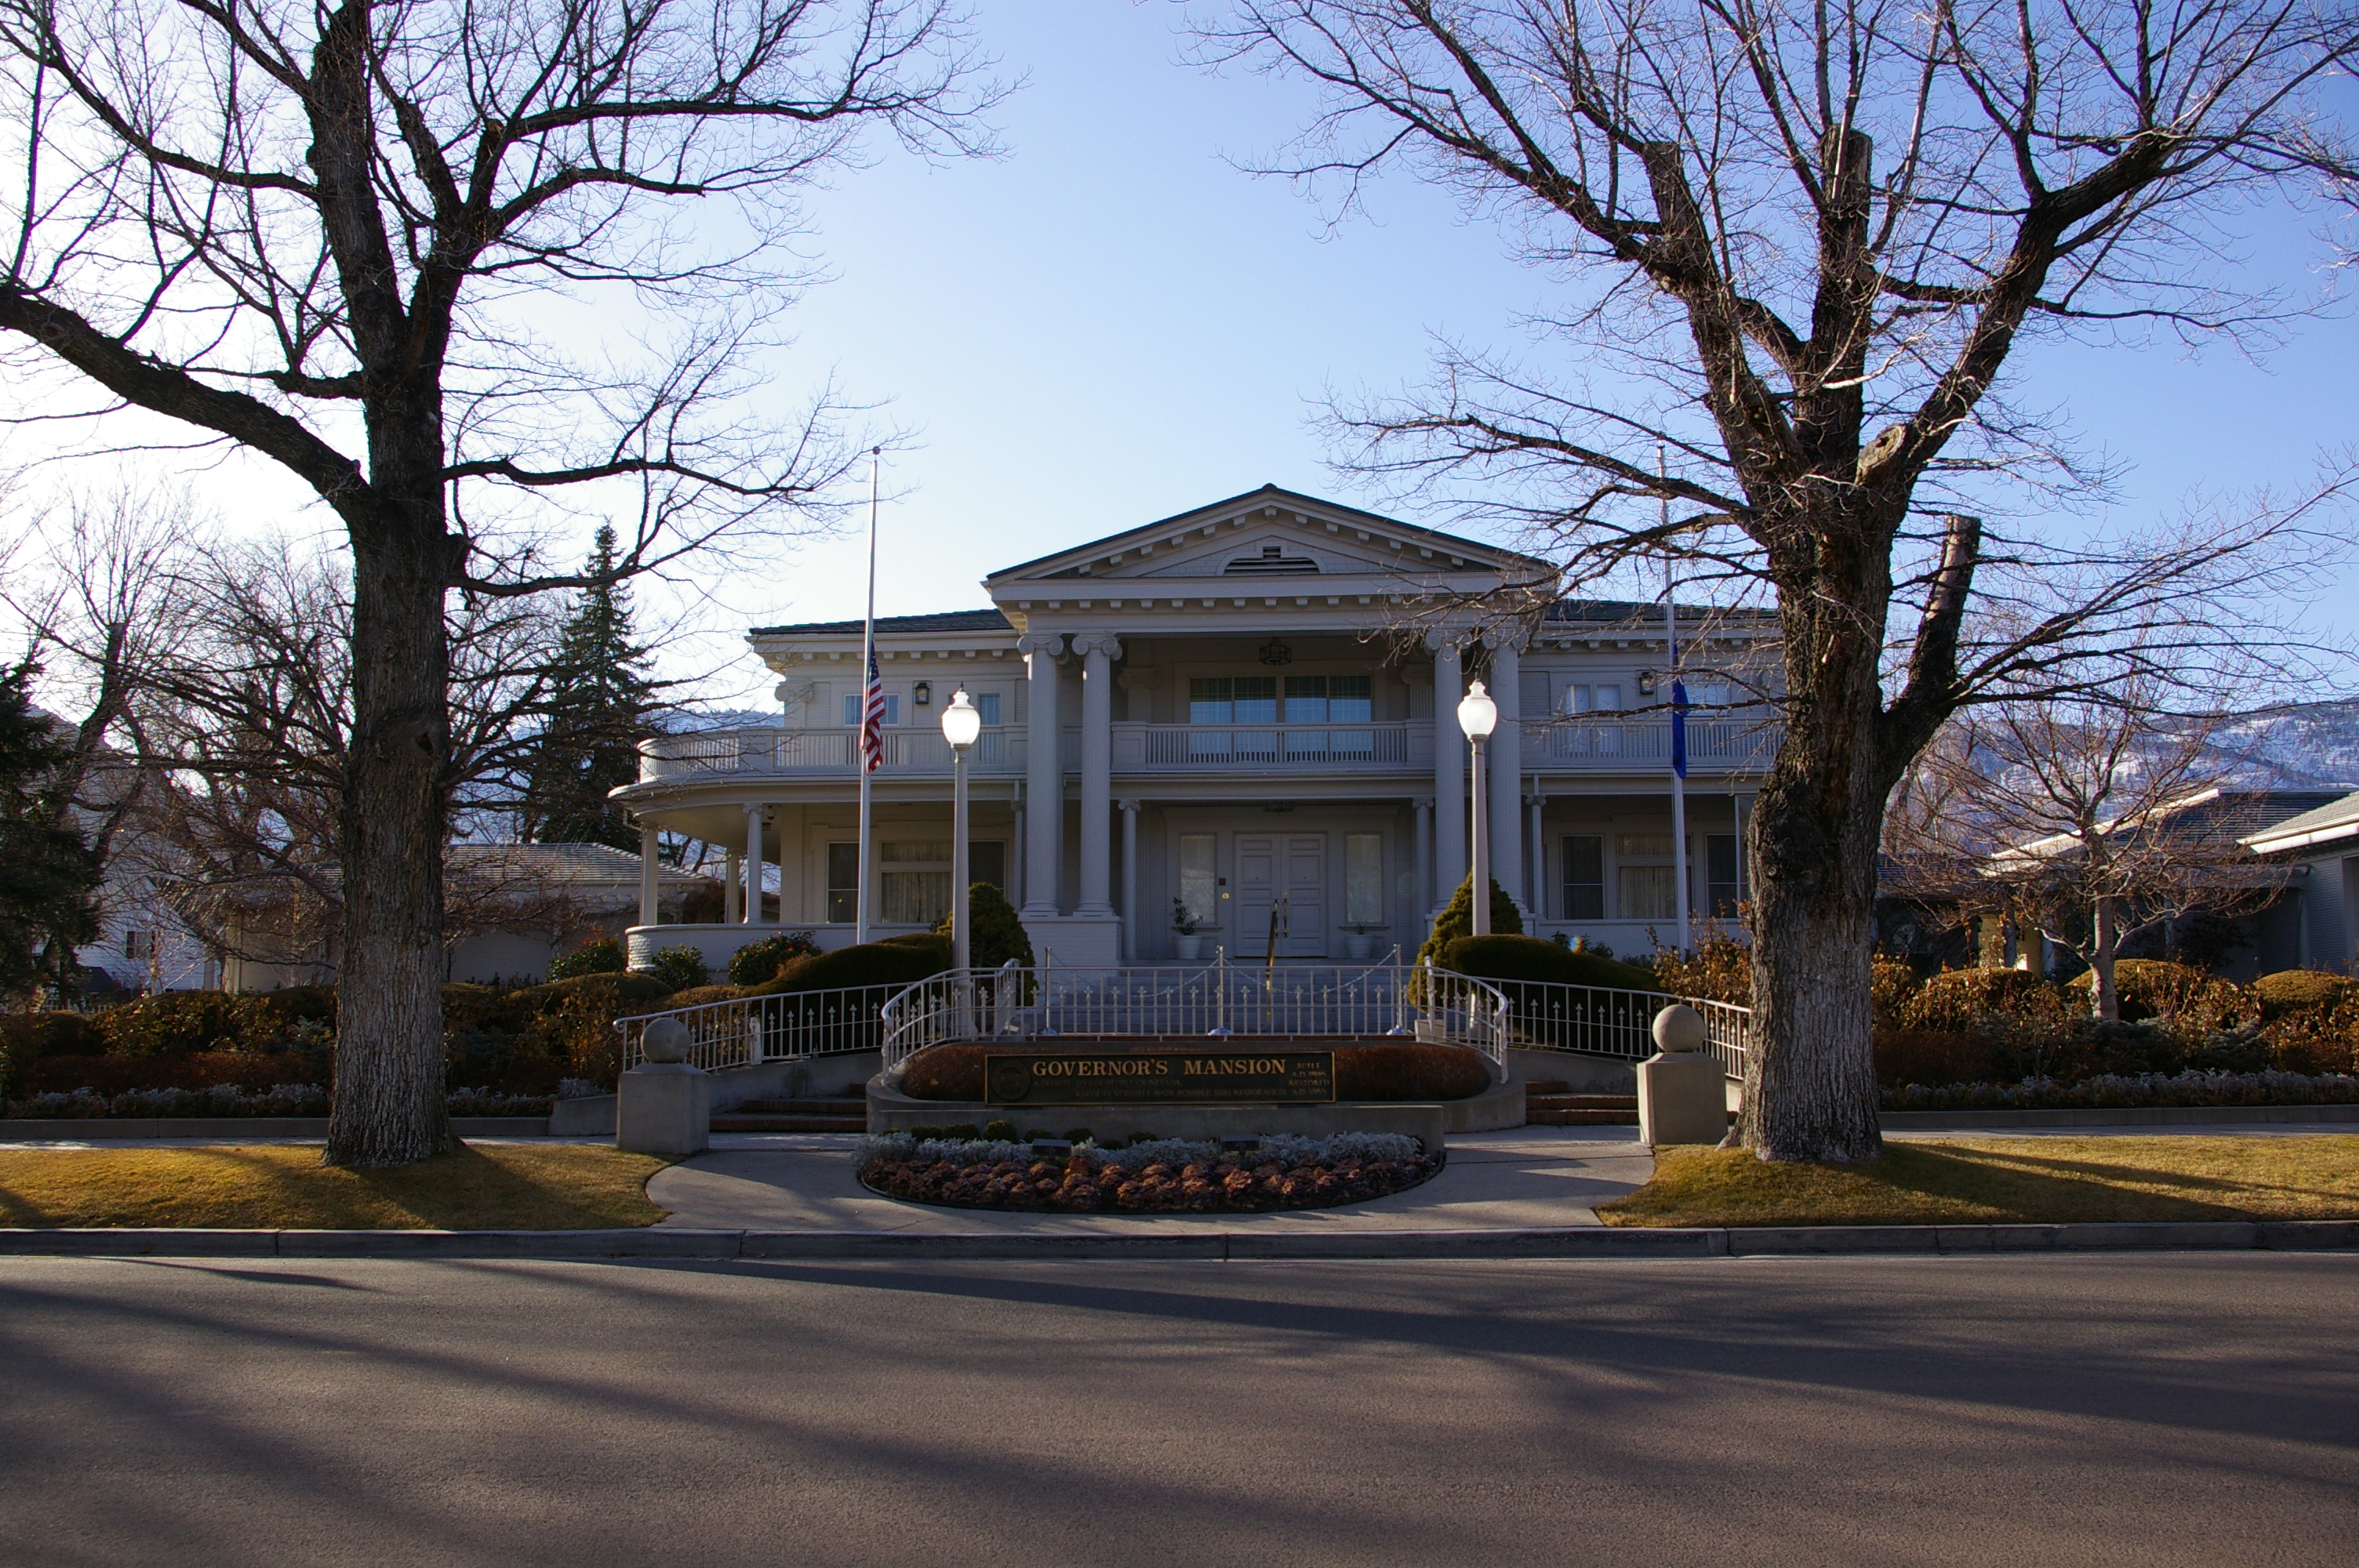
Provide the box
[519,527,654,850]
[0,661,100,997]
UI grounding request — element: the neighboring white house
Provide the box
[2244,789,2359,974]
[612,485,1779,972]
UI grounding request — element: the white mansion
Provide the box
[616,485,1778,971]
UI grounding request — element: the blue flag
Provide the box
[1670,679,1689,779]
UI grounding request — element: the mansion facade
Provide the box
[615,485,1779,971]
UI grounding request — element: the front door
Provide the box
[1234,833,1327,957]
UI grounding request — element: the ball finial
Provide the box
[642,1017,692,1064]
[1652,1003,1707,1054]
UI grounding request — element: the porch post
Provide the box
[1412,797,1434,924]
[1487,641,1523,907]
[638,822,660,928]
[1119,798,1141,960]
[723,848,742,924]
[1527,792,1545,920]
[1020,633,1065,918]
[1427,633,1467,904]
[743,804,762,924]
[1074,634,1121,916]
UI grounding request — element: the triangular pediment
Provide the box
[983,485,1548,589]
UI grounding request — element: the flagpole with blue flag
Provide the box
[855,448,881,944]
[1662,450,1691,953]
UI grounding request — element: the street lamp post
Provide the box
[942,689,981,1039]
[1457,678,1499,936]
[941,690,981,973]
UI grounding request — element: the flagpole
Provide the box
[1663,445,1690,953]
[856,448,880,945]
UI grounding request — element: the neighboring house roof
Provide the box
[1997,789,2350,862]
[2241,789,2359,855]
[750,608,1014,637]
[449,840,707,892]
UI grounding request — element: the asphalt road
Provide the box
[4,1253,2354,1567]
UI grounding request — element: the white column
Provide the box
[1073,633,1121,916]
[1119,799,1141,960]
[722,848,742,924]
[1012,784,1028,911]
[1428,633,1467,904]
[1412,797,1434,919]
[1020,633,1065,918]
[1488,641,1523,907]
[743,804,763,924]
[1527,793,1546,920]
[638,822,660,929]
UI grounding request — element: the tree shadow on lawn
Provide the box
[1604,1141,2359,1227]
[0,1144,667,1229]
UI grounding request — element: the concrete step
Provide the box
[709,1114,867,1133]
[1528,1094,1638,1110]
[1525,1080,1574,1095]
[1525,1108,1641,1127]
[733,1098,866,1116]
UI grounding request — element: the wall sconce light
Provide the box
[1258,639,1293,666]
[913,681,932,705]
[1637,670,1660,695]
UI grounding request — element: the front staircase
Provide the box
[709,1093,867,1134]
[1523,1079,1639,1127]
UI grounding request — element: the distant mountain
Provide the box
[2197,699,2359,791]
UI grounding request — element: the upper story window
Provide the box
[1282,675,1372,722]
[1190,677,1277,724]
[842,693,902,726]
[1192,674,1370,724]
[975,691,1001,726]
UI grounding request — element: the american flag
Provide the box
[860,652,886,774]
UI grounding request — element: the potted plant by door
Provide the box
[1172,898,1203,962]
[1344,922,1377,961]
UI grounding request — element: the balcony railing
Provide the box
[1521,715,1780,772]
[638,726,1027,782]
[637,713,1783,783]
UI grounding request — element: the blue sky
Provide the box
[713,1,2355,697]
[13,1,2351,705]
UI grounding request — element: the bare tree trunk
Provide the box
[2088,898,2120,1023]
[1743,762,1888,1163]
[326,485,456,1167]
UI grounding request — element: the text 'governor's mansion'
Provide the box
[614,485,1780,971]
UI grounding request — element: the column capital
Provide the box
[1016,631,1066,658]
[1071,633,1124,661]
[1118,797,1143,814]
[1412,797,1434,812]
[1423,628,1468,655]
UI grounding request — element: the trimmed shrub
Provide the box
[1874,1029,1998,1088]
[645,945,709,993]
[1414,874,1522,970]
[548,937,624,979]
[1651,934,1752,1006]
[726,931,821,986]
[660,983,747,1011]
[2066,958,2252,1033]
[0,1011,104,1099]
[20,1048,328,1098]
[1870,958,1922,1033]
[750,935,952,996]
[89,993,288,1059]
[257,985,338,1026]
[1440,934,1656,991]
[2254,970,2354,1022]
[932,882,1036,969]
[1900,967,2069,1036]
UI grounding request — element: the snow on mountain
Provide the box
[2197,699,2359,791]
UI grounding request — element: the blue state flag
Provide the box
[1670,679,1689,779]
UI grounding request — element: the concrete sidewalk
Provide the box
[645,1127,1656,1233]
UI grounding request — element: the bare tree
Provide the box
[1889,693,2285,1022]
[1198,0,2357,1160]
[0,0,998,1163]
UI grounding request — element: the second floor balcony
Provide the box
[636,714,1781,785]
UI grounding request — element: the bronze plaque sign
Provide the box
[983,1051,1336,1106]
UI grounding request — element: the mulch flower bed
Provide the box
[860,1151,1440,1213]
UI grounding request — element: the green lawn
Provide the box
[1598,1135,2359,1228]
[0,1145,673,1229]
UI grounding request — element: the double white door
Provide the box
[1233,833,1326,957]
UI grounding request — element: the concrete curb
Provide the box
[1881,1105,2359,1129]
[4,1219,2357,1261]
[0,1116,553,1141]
